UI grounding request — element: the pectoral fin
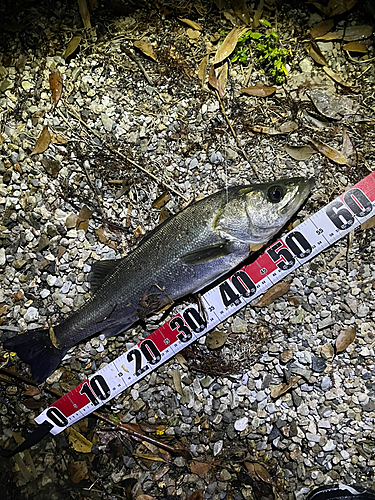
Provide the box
[180,241,231,266]
[89,259,120,293]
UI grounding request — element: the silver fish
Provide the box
[3,177,313,382]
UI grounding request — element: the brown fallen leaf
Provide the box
[252,0,264,29]
[134,40,158,61]
[309,19,334,39]
[187,28,200,40]
[323,66,353,88]
[137,496,157,500]
[187,490,204,500]
[78,0,91,29]
[284,144,314,161]
[76,205,93,232]
[22,386,40,397]
[152,190,169,208]
[270,375,301,398]
[158,206,170,224]
[316,25,373,42]
[361,215,375,230]
[336,327,356,353]
[67,428,93,453]
[217,61,228,94]
[208,64,225,98]
[63,36,82,59]
[214,27,248,64]
[254,281,290,307]
[24,398,45,409]
[175,353,189,370]
[68,461,89,484]
[31,126,51,155]
[198,54,209,86]
[240,84,276,97]
[134,453,167,462]
[172,369,184,397]
[341,130,356,166]
[205,330,228,350]
[309,138,347,165]
[250,121,297,134]
[95,227,117,250]
[310,0,356,16]
[50,132,68,144]
[190,461,211,475]
[231,0,251,25]
[343,41,368,53]
[41,158,61,178]
[245,462,272,483]
[305,41,327,66]
[49,71,63,105]
[178,18,202,30]
[321,342,335,360]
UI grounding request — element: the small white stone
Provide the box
[234,416,249,431]
[24,306,39,322]
[0,248,5,266]
[40,289,50,298]
[213,439,223,456]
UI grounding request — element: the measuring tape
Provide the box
[31,171,375,436]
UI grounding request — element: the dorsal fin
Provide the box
[89,259,119,293]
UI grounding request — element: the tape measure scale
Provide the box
[35,171,375,436]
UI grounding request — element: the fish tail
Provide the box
[3,329,67,383]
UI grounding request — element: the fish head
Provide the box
[243,177,314,243]
[213,177,314,245]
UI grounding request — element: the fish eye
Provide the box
[267,185,283,203]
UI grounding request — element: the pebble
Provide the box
[232,317,248,333]
[24,306,39,322]
[234,416,248,431]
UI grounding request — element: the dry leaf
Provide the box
[50,132,68,144]
[326,0,356,16]
[68,461,89,484]
[134,41,158,61]
[31,126,51,155]
[343,41,368,53]
[231,0,251,24]
[190,461,212,475]
[217,61,228,93]
[198,54,209,86]
[41,158,61,178]
[341,130,356,166]
[152,190,169,208]
[63,36,82,59]
[205,330,228,349]
[208,64,225,98]
[214,27,247,64]
[172,369,184,397]
[245,462,272,483]
[49,71,63,105]
[254,281,290,307]
[316,25,373,42]
[361,215,375,230]
[78,0,91,29]
[285,145,314,161]
[134,453,166,462]
[68,428,92,453]
[178,18,202,30]
[310,19,334,39]
[305,41,327,66]
[252,0,264,29]
[24,398,45,409]
[187,490,204,500]
[95,227,117,250]
[76,205,93,232]
[158,206,170,224]
[240,84,276,97]
[137,496,157,500]
[309,138,347,165]
[323,66,353,88]
[336,327,356,353]
[250,121,297,134]
[175,353,189,370]
[22,386,40,396]
[270,375,301,398]
[187,28,200,40]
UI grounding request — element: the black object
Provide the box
[307,485,375,500]
[0,421,53,458]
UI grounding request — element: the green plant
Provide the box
[231,19,290,83]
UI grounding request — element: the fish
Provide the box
[3,177,313,383]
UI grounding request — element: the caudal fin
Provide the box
[3,329,66,383]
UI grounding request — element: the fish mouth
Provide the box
[278,177,314,215]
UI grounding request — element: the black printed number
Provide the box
[45,407,68,428]
[127,340,161,376]
[343,188,372,217]
[326,199,355,230]
[267,241,295,270]
[170,316,192,342]
[80,374,111,405]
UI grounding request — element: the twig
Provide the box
[215,90,261,181]
[121,45,154,86]
[0,367,191,459]
[58,104,189,202]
